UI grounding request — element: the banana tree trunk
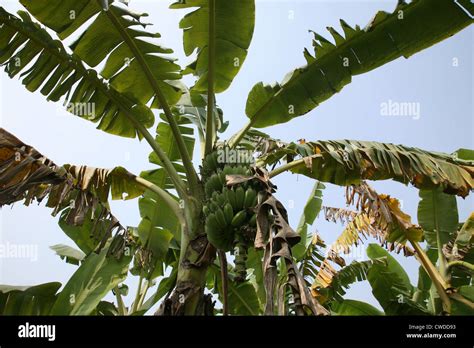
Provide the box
[156,195,215,315]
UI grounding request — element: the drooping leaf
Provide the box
[170,0,255,93]
[19,0,183,108]
[0,8,155,138]
[50,244,86,265]
[0,282,61,315]
[51,246,132,315]
[245,0,474,128]
[261,140,474,197]
[322,183,421,257]
[0,128,140,257]
[331,299,384,316]
[418,188,459,249]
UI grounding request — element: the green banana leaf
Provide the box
[261,140,474,197]
[50,246,132,315]
[366,244,429,315]
[245,0,473,128]
[451,285,474,315]
[50,244,86,265]
[19,0,182,108]
[0,282,61,315]
[331,299,384,316]
[170,0,255,93]
[0,8,154,138]
[418,188,459,248]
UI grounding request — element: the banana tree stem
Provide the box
[410,241,451,314]
[204,0,216,156]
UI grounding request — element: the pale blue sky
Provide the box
[0,0,472,312]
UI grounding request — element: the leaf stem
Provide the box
[228,121,252,149]
[218,250,229,316]
[1,13,189,201]
[131,276,144,314]
[132,121,188,200]
[410,241,451,313]
[114,286,127,315]
[204,0,216,156]
[268,157,319,178]
[102,3,200,195]
[447,260,474,273]
[133,175,184,225]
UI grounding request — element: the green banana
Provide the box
[243,188,257,208]
[225,188,238,210]
[215,208,227,229]
[235,187,245,209]
[223,203,234,225]
[231,210,247,227]
[249,213,257,227]
[205,214,220,235]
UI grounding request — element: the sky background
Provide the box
[0,0,473,313]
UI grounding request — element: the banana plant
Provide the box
[0,0,473,316]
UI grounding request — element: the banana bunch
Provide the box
[204,185,257,251]
[201,151,223,179]
[204,164,251,197]
[202,148,259,282]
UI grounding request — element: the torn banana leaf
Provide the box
[19,0,183,108]
[0,128,141,256]
[260,140,474,197]
[246,0,474,128]
[0,7,154,138]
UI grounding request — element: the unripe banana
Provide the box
[231,210,247,227]
[223,203,234,225]
[235,187,245,209]
[225,188,238,210]
[249,213,257,227]
[243,188,257,208]
[215,208,227,229]
[205,213,220,235]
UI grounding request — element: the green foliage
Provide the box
[418,188,459,248]
[170,0,255,93]
[262,140,473,197]
[51,246,132,315]
[0,0,472,316]
[245,0,474,128]
[331,299,384,316]
[366,244,429,315]
[0,283,61,315]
